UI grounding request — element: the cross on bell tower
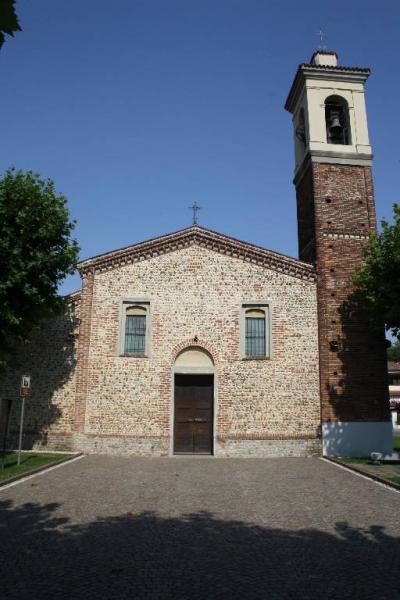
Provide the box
[317,29,327,50]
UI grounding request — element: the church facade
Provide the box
[1,51,392,457]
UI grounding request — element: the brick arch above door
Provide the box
[170,339,220,371]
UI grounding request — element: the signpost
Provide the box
[18,375,30,465]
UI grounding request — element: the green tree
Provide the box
[354,203,400,340]
[0,0,21,48]
[0,169,79,374]
[387,339,400,362]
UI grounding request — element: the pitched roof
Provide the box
[78,225,316,282]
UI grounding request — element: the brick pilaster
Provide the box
[73,271,95,432]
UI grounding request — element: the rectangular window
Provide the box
[120,300,150,356]
[241,303,270,359]
[125,314,146,353]
[245,315,266,357]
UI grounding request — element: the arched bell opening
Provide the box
[325,95,351,145]
[173,347,215,455]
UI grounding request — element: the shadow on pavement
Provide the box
[0,499,399,599]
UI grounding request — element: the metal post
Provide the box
[17,397,25,466]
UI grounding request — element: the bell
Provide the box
[326,103,348,144]
[329,115,342,133]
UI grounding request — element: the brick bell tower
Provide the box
[285,50,391,457]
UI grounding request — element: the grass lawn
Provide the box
[332,434,400,488]
[332,458,400,487]
[338,457,370,465]
[387,475,400,485]
[0,452,72,482]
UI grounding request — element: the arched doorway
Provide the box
[173,347,215,455]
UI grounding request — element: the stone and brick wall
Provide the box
[0,239,322,457]
[296,161,390,425]
[74,243,320,456]
[0,294,80,451]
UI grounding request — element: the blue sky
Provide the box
[1,1,400,294]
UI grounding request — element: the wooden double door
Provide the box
[174,374,214,454]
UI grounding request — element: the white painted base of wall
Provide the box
[322,421,393,457]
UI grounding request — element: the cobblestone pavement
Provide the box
[1,456,399,600]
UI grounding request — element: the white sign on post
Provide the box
[20,376,30,397]
[21,375,31,389]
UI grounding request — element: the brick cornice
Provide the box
[78,226,316,282]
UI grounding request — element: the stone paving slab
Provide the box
[0,456,399,600]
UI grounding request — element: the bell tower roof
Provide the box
[285,54,370,114]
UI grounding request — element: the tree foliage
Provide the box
[354,204,400,339]
[0,0,21,47]
[0,169,79,374]
[387,339,400,362]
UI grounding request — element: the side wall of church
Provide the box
[74,245,321,456]
[0,295,80,451]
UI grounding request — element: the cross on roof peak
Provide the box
[189,201,201,225]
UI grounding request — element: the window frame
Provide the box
[119,299,151,357]
[240,302,271,360]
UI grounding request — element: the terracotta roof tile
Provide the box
[299,63,370,73]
